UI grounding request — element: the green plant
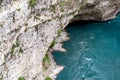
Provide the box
[50,5,55,11]
[18,77,26,80]
[45,77,52,80]
[24,28,28,32]
[11,40,22,57]
[43,52,50,70]
[34,24,39,31]
[19,47,24,53]
[49,40,56,49]
[41,8,46,11]
[0,0,3,5]
[28,0,37,7]
[11,44,16,57]
[59,1,65,7]
[16,40,20,47]
[0,77,2,80]
[59,1,65,12]
[43,53,50,62]
[34,16,39,20]
[67,0,71,2]
[0,42,2,46]
[57,29,62,37]
[17,8,21,11]
[0,62,5,66]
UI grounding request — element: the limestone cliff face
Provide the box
[0,0,81,80]
[0,0,119,80]
[72,0,120,21]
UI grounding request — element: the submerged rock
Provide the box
[0,0,119,80]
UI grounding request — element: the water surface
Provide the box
[53,15,120,80]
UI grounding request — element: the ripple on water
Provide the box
[53,15,120,80]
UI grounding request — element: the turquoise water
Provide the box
[53,15,120,80]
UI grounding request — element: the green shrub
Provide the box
[59,1,65,12]
[59,1,65,7]
[0,77,2,80]
[18,77,26,80]
[11,40,21,57]
[0,42,2,46]
[49,40,56,49]
[11,44,16,57]
[57,29,62,37]
[0,0,3,5]
[17,8,21,11]
[16,40,20,47]
[28,0,37,7]
[19,47,24,53]
[43,53,50,62]
[45,77,52,80]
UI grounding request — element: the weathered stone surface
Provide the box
[72,0,120,21]
[0,0,119,80]
[0,0,81,80]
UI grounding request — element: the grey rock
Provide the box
[0,0,119,80]
[72,0,120,21]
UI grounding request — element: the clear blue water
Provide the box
[53,15,120,80]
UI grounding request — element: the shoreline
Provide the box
[42,31,69,80]
[48,10,120,79]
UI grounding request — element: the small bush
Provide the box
[43,53,50,62]
[0,77,2,80]
[45,77,52,80]
[11,44,16,57]
[19,47,24,53]
[28,0,37,7]
[0,0,3,5]
[18,77,26,80]
[49,40,56,49]
[57,29,62,37]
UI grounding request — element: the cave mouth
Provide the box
[53,14,120,80]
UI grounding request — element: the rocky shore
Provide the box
[0,0,120,80]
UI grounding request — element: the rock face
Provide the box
[72,0,120,21]
[0,0,81,80]
[0,0,119,80]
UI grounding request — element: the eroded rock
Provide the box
[72,0,120,21]
[0,0,119,80]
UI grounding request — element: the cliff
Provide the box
[72,0,120,21]
[0,0,119,80]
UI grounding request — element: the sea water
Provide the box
[53,15,120,80]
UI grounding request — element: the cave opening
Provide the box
[53,14,120,80]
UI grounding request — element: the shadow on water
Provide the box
[53,14,120,80]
